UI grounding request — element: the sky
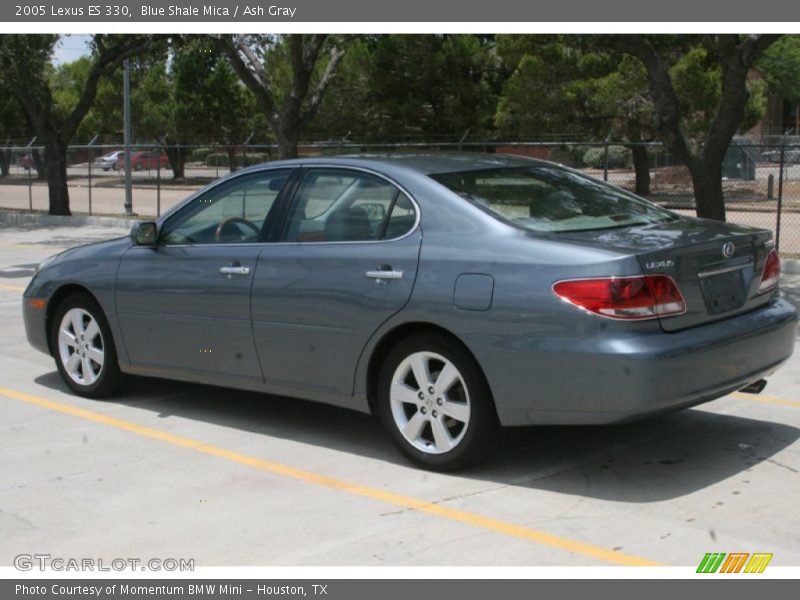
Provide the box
[52,34,91,65]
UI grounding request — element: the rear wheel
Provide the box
[377,334,499,470]
[50,293,123,398]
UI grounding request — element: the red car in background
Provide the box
[115,151,170,171]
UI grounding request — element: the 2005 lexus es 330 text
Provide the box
[23,154,797,469]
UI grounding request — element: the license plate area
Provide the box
[699,269,747,315]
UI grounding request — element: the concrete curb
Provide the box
[0,210,137,229]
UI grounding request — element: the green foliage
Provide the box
[171,38,256,145]
[494,36,652,141]
[191,147,214,162]
[757,35,800,103]
[495,35,768,143]
[548,144,590,167]
[582,145,632,168]
[670,47,722,137]
[670,45,766,136]
[0,93,28,141]
[314,35,501,140]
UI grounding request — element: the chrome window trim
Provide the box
[152,164,421,248]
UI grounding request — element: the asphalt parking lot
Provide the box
[1,220,799,568]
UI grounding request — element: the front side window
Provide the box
[432,166,675,233]
[282,169,416,242]
[160,169,291,244]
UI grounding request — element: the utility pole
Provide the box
[123,59,133,215]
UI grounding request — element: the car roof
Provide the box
[260,152,548,175]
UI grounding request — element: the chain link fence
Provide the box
[1,139,799,256]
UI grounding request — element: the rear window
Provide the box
[431,166,675,233]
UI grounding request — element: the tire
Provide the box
[377,334,499,471]
[134,162,143,171]
[50,293,124,398]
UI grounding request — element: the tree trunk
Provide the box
[630,144,651,196]
[164,146,187,180]
[689,159,726,221]
[44,139,70,216]
[32,148,46,179]
[276,127,299,159]
[227,147,238,173]
[277,139,298,160]
[0,149,9,178]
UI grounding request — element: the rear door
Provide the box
[252,167,421,396]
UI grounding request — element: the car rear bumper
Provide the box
[488,297,797,426]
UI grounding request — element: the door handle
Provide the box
[220,265,250,276]
[366,269,403,280]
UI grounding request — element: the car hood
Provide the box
[39,236,132,271]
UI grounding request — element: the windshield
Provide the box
[431,166,675,233]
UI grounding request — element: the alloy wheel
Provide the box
[57,308,105,386]
[389,351,471,454]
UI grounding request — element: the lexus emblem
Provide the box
[722,241,735,258]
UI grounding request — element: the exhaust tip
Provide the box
[739,379,768,394]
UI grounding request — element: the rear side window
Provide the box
[282,169,417,242]
[432,166,675,233]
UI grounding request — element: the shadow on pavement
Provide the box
[34,370,800,504]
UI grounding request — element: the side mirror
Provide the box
[131,221,158,246]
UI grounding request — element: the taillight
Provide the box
[552,275,686,320]
[758,249,780,294]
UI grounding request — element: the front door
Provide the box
[115,168,293,381]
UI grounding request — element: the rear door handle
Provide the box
[220,265,250,276]
[366,270,403,280]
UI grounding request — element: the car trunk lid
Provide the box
[554,217,774,331]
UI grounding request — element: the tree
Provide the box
[610,34,779,221]
[0,96,28,178]
[757,35,800,135]
[0,35,151,215]
[170,38,259,174]
[80,39,263,178]
[495,36,659,193]
[215,34,347,158]
[311,35,501,142]
[758,35,800,104]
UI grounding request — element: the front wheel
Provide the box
[377,334,499,470]
[51,293,123,398]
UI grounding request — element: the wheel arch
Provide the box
[45,284,103,356]
[364,321,495,416]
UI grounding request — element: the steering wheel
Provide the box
[214,217,261,242]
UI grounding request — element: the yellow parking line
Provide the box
[731,391,800,409]
[0,284,26,293]
[0,241,67,252]
[0,385,661,567]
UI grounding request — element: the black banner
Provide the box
[5,580,800,600]
[2,0,800,22]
